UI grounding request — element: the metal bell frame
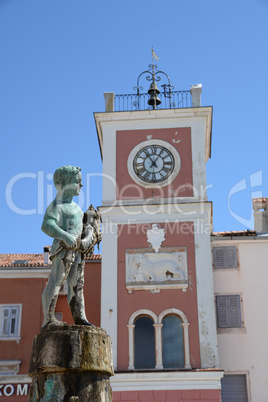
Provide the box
[133,62,174,110]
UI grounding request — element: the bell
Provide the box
[148,82,161,109]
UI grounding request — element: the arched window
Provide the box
[162,315,184,368]
[134,316,155,369]
[127,308,191,370]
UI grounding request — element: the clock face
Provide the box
[127,139,181,188]
[133,145,175,183]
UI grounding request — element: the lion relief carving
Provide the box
[126,252,187,284]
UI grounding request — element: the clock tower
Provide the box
[95,61,223,400]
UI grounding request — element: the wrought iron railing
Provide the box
[114,89,191,112]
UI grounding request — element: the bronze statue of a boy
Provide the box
[41,165,101,327]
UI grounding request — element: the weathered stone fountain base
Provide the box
[28,325,114,402]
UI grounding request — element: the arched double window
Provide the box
[127,308,191,370]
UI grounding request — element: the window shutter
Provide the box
[216,295,242,328]
[226,247,238,268]
[217,296,229,327]
[213,247,238,269]
[213,247,225,268]
[221,375,248,401]
[229,295,242,327]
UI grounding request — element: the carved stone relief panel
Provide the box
[125,247,188,293]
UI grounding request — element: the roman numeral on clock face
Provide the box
[151,173,156,182]
[136,163,144,171]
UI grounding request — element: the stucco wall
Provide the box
[213,239,268,401]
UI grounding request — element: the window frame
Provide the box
[0,304,22,342]
[127,308,191,370]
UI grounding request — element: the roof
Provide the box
[212,230,256,238]
[85,253,102,261]
[0,254,46,267]
[0,253,102,267]
[252,197,268,204]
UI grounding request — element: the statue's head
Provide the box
[53,165,82,196]
[53,165,81,186]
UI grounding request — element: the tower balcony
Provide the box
[104,84,202,112]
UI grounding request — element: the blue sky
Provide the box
[1,0,268,253]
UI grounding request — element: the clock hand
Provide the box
[149,155,156,164]
[156,147,169,165]
[144,150,156,164]
[149,154,158,168]
[154,151,163,164]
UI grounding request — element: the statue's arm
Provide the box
[80,225,94,249]
[41,217,77,249]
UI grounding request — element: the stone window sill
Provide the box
[217,327,247,335]
[0,337,21,344]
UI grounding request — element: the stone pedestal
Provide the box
[28,325,114,401]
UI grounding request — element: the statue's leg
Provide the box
[67,252,93,326]
[42,251,73,327]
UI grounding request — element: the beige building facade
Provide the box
[212,200,268,401]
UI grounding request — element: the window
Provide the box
[11,260,28,266]
[221,374,248,401]
[213,246,238,269]
[216,295,242,328]
[0,305,22,340]
[162,315,184,368]
[127,308,191,370]
[134,316,155,369]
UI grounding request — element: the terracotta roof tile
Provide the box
[0,254,46,267]
[252,197,268,204]
[212,230,256,237]
[0,252,101,267]
[85,253,102,261]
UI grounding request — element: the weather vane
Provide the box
[151,47,159,64]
